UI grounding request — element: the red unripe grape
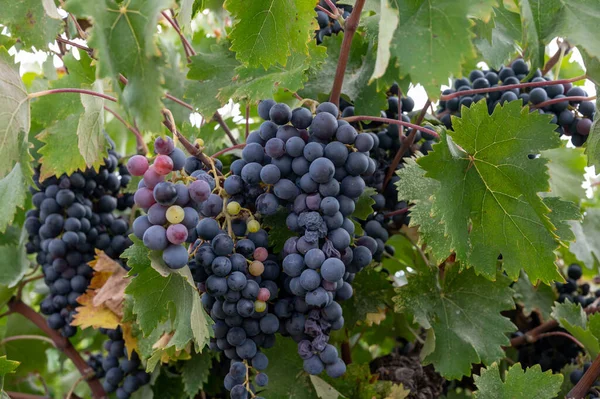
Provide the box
[257,287,270,302]
[127,155,149,176]
[154,154,174,175]
[143,166,164,189]
[166,224,188,244]
[253,247,268,262]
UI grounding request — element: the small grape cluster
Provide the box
[224,361,267,399]
[314,0,352,44]
[438,59,595,147]
[569,362,600,398]
[128,138,202,269]
[556,263,597,307]
[86,327,151,399]
[26,150,133,337]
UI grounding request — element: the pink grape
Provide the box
[253,247,268,262]
[166,224,188,245]
[154,155,174,175]
[134,188,156,209]
[143,166,164,189]
[155,136,174,155]
[189,180,211,203]
[127,155,149,176]
[257,287,270,302]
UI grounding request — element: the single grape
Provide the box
[155,136,175,155]
[154,154,174,175]
[269,103,292,125]
[143,225,168,250]
[166,224,188,245]
[247,220,261,233]
[166,205,185,224]
[127,155,149,176]
[227,201,242,215]
[249,261,264,276]
[254,300,267,312]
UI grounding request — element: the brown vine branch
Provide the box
[7,300,106,399]
[7,392,51,399]
[28,89,117,103]
[531,96,597,109]
[569,352,600,399]
[316,5,337,19]
[382,99,431,189]
[161,10,194,62]
[535,331,585,349]
[329,0,366,107]
[384,207,410,218]
[211,143,246,158]
[439,75,587,101]
[343,116,440,138]
[103,106,148,155]
[212,112,238,145]
[55,37,93,54]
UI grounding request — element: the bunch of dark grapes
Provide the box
[239,99,380,379]
[128,138,200,269]
[87,327,151,399]
[315,0,352,44]
[25,150,133,337]
[437,59,595,147]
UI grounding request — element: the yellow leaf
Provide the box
[365,307,387,326]
[71,291,120,329]
[386,383,410,399]
[122,323,138,360]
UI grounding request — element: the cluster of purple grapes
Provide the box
[235,99,382,379]
[193,224,279,399]
[128,137,205,269]
[437,59,596,147]
[87,327,150,399]
[314,0,352,44]
[26,150,133,337]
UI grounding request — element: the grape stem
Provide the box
[55,36,93,54]
[161,10,194,62]
[383,99,432,189]
[534,331,585,349]
[384,207,410,218]
[316,5,337,19]
[531,96,596,109]
[439,75,588,101]
[103,106,149,155]
[542,39,571,76]
[343,116,440,139]
[569,352,600,399]
[7,299,106,399]
[27,89,117,103]
[211,144,246,158]
[0,334,55,347]
[329,0,367,107]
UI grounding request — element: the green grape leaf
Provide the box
[400,101,567,283]
[353,187,377,221]
[394,264,516,379]
[541,197,580,243]
[551,301,600,358]
[263,338,317,399]
[388,0,476,97]
[369,0,399,82]
[123,238,213,352]
[569,208,600,270]
[42,0,62,19]
[0,228,28,288]
[65,0,168,131]
[302,34,387,116]
[473,4,522,69]
[587,115,600,170]
[473,362,562,399]
[310,375,347,399]
[0,48,30,179]
[396,158,452,265]
[0,355,19,391]
[178,0,194,32]
[262,209,297,253]
[30,52,96,127]
[1,0,62,49]
[381,234,428,275]
[160,37,192,124]
[77,81,108,170]
[185,43,239,118]
[581,49,600,86]
[541,147,586,203]
[225,42,327,104]
[224,0,317,69]
[520,0,600,73]
[512,272,555,320]
[152,370,186,399]
[0,134,33,234]
[342,268,394,328]
[36,116,87,180]
[181,352,214,398]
